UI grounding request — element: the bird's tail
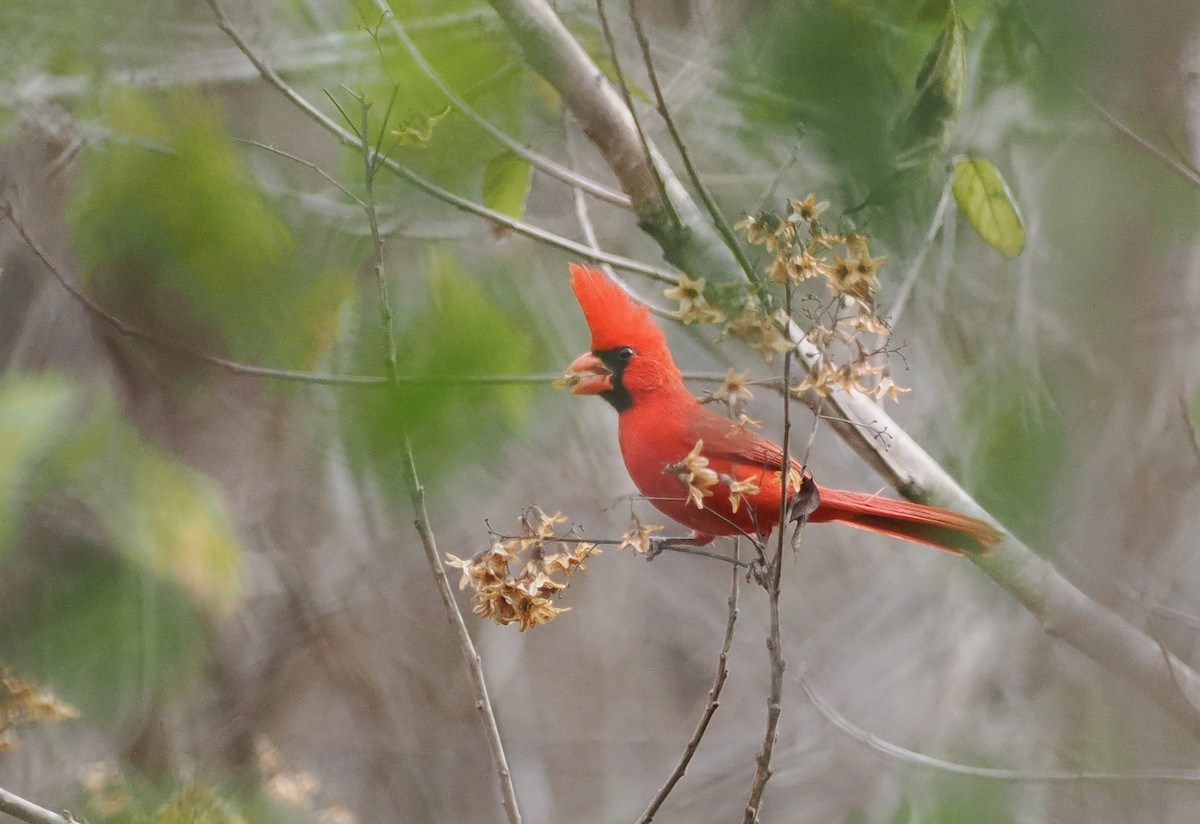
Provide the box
[809,487,1001,555]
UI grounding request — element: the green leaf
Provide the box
[482,150,533,220]
[895,6,966,168]
[951,156,1026,258]
[68,89,351,370]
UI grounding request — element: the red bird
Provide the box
[564,264,1001,555]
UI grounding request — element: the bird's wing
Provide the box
[682,405,795,472]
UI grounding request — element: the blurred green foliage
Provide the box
[482,150,533,220]
[0,376,77,559]
[341,251,538,487]
[0,377,242,720]
[887,775,1010,824]
[68,88,352,370]
[0,552,210,723]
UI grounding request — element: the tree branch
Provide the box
[485,0,741,279]
[799,671,1200,784]
[485,0,1200,739]
[0,787,68,824]
[638,542,739,824]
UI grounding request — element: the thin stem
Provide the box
[744,288,793,824]
[626,0,759,287]
[400,442,523,824]
[2,204,569,389]
[799,671,1200,784]
[1081,88,1200,189]
[593,0,680,231]
[0,787,68,824]
[367,0,632,209]
[202,0,675,283]
[354,94,401,385]
[638,541,740,823]
[237,138,366,208]
[351,95,522,820]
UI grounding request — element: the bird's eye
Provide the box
[617,346,635,361]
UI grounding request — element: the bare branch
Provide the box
[0,787,68,824]
[593,0,680,229]
[400,443,523,824]
[2,204,569,389]
[626,0,759,287]
[638,542,740,823]
[800,672,1200,784]
[484,0,742,279]
[1081,89,1200,189]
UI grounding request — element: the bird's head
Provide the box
[565,264,685,412]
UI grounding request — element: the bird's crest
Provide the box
[569,264,669,356]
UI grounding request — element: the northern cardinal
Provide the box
[564,264,1001,555]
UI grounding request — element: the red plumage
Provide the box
[565,264,1001,555]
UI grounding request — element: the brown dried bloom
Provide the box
[725,475,762,514]
[1,669,78,751]
[728,412,763,436]
[447,509,599,631]
[553,370,583,390]
[710,368,755,412]
[664,440,720,509]
[618,514,664,554]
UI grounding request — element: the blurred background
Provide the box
[2,0,1200,822]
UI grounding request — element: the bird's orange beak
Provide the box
[564,352,613,395]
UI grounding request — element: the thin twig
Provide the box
[351,98,523,823]
[626,0,759,287]
[1081,88,1200,189]
[799,671,1200,784]
[202,0,675,283]
[400,442,523,824]
[0,787,68,824]
[638,541,740,823]
[1,203,570,389]
[593,0,680,232]
[744,288,794,824]
[1180,394,1200,472]
[367,0,631,209]
[889,173,954,327]
[237,138,365,207]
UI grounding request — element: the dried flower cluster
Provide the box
[0,668,78,752]
[448,507,599,631]
[663,439,772,515]
[734,195,910,402]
